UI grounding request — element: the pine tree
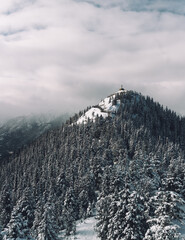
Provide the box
[37,203,59,240]
[6,208,34,240]
[62,188,77,236]
[0,186,13,228]
[0,225,3,240]
[144,190,184,240]
[144,215,180,240]
[96,195,112,240]
[96,186,148,240]
[78,189,89,219]
[117,190,147,240]
[32,200,44,238]
[4,187,35,239]
[16,188,35,229]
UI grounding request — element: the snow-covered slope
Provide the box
[59,216,99,240]
[77,88,127,124]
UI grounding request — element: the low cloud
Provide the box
[0,0,185,121]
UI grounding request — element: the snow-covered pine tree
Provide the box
[32,200,44,238]
[4,188,35,239]
[78,189,89,219]
[37,203,59,240]
[5,209,34,240]
[121,191,148,240]
[96,195,112,240]
[97,181,148,240]
[144,190,184,240]
[62,187,77,236]
[0,186,13,228]
[144,215,180,240]
[0,225,3,240]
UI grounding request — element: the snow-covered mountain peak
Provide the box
[76,88,127,124]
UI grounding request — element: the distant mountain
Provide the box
[0,88,184,240]
[0,113,69,162]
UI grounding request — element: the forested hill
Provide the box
[0,89,185,240]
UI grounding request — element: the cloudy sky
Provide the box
[1,0,185,120]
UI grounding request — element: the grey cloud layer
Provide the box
[0,0,185,120]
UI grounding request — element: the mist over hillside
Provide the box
[0,113,69,162]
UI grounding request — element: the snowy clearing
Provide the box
[59,217,99,240]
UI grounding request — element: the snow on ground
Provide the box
[59,216,99,240]
[76,108,108,124]
[58,204,185,240]
[76,88,126,124]
[98,89,125,113]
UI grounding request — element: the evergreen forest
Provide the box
[0,90,184,239]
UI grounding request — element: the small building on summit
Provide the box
[119,85,125,91]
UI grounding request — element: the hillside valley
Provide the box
[0,114,69,163]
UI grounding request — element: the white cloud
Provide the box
[0,0,185,120]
